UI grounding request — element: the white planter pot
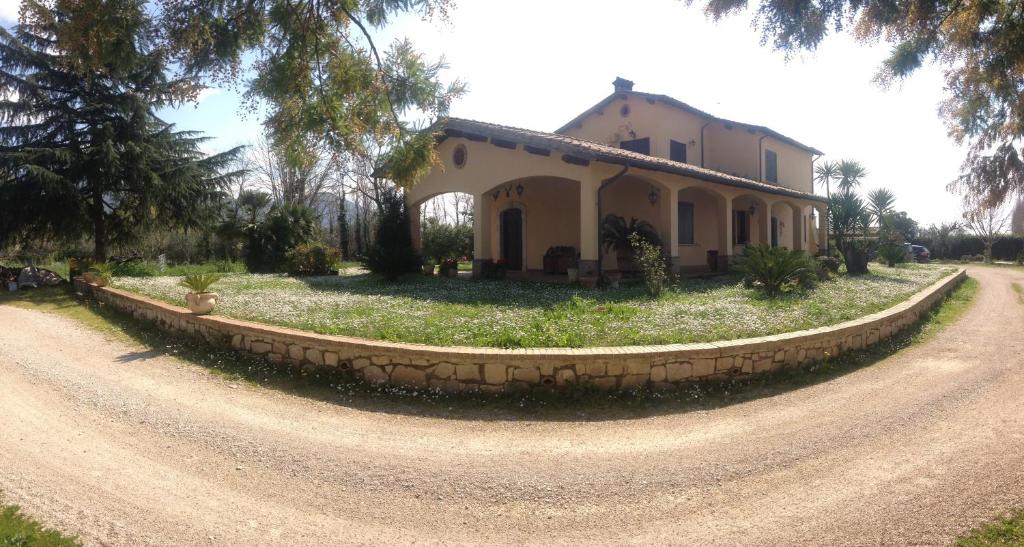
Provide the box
[185,292,218,315]
[567,268,579,282]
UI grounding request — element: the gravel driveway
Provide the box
[1,266,1023,545]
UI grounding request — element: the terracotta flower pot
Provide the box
[185,292,218,315]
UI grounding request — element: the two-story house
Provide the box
[407,77,828,278]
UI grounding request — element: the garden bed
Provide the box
[114,264,955,348]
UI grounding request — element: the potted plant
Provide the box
[84,262,113,287]
[439,258,459,277]
[600,214,661,273]
[422,258,436,276]
[180,272,222,315]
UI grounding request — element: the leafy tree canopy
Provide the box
[696,0,1024,209]
[0,0,242,260]
[155,0,466,185]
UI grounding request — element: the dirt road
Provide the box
[2,266,1023,545]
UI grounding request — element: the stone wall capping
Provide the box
[75,268,965,393]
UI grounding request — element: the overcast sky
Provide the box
[0,0,970,226]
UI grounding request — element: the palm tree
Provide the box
[837,160,868,192]
[814,160,840,201]
[866,188,897,227]
[237,190,272,225]
[814,160,841,255]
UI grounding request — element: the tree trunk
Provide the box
[92,184,107,262]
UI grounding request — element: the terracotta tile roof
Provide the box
[438,117,827,204]
[555,90,825,156]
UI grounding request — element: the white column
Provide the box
[578,173,599,276]
[667,186,679,258]
[472,192,492,277]
[723,197,733,259]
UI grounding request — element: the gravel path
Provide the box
[1,266,1022,546]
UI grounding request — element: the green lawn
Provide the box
[958,510,1024,546]
[0,504,78,546]
[113,263,956,348]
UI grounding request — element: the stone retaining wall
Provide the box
[74,269,966,393]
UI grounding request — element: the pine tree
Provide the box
[338,191,351,259]
[0,0,242,261]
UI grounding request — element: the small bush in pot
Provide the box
[439,258,459,277]
[179,272,222,315]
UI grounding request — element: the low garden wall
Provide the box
[74,268,966,393]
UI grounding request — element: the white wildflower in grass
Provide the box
[114,264,955,348]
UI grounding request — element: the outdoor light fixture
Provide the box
[492,189,500,201]
[515,183,524,197]
[748,204,757,216]
[648,186,659,205]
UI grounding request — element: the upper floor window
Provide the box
[678,202,694,245]
[670,140,687,163]
[765,149,778,183]
[620,137,650,155]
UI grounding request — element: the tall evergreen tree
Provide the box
[0,0,242,261]
[338,191,351,259]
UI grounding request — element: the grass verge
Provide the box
[0,504,79,546]
[0,277,976,420]
[958,510,1024,546]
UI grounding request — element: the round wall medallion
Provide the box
[620,103,631,117]
[452,144,468,169]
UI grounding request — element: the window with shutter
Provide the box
[765,150,778,183]
[670,140,687,163]
[678,202,694,245]
[619,137,650,155]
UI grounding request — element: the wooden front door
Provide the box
[500,208,523,271]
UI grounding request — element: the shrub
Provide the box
[421,218,472,263]
[86,262,114,285]
[179,272,221,293]
[364,188,421,279]
[244,203,318,273]
[629,232,670,297]
[1017,252,1024,265]
[815,256,840,280]
[877,227,907,267]
[736,245,817,297]
[286,243,341,276]
[600,215,661,257]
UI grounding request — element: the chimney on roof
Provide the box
[613,77,634,93]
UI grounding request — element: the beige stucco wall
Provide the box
[677,186,725,267]
[486,177,581,270]
[76,269,966,394]
[764,137,814,194]
[410,136,825,271]
[559,97,704,165]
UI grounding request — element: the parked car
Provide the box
[904,244,930,263]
